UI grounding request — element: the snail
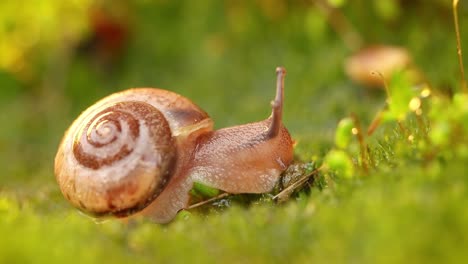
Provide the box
[54,67,294,223]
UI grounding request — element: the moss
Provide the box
[1,160,467,263]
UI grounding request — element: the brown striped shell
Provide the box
[54,88,213,217]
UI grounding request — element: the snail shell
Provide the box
[55,88,212,217]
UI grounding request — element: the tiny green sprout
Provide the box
[174,210,192,221]
[191,182,220,198]
[324,149,354,179]
[335,117,354,149]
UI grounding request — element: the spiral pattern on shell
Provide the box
[55,100,176,217]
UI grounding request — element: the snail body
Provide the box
[55,67,293,223]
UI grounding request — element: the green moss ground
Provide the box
[2,161,467,263]
[1,1,468,263]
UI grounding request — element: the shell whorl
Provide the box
[55,99,176,217]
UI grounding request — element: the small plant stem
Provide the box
[273,166,323,202]
[351,113,368,173]
[453,0,467,93]
[187,193,230,210]
[372,71,391,101]
[367,109,384,136]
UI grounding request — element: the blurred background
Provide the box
[0,0,466,189]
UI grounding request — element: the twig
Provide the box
[187,193,230,210]
[273,166,323,202]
